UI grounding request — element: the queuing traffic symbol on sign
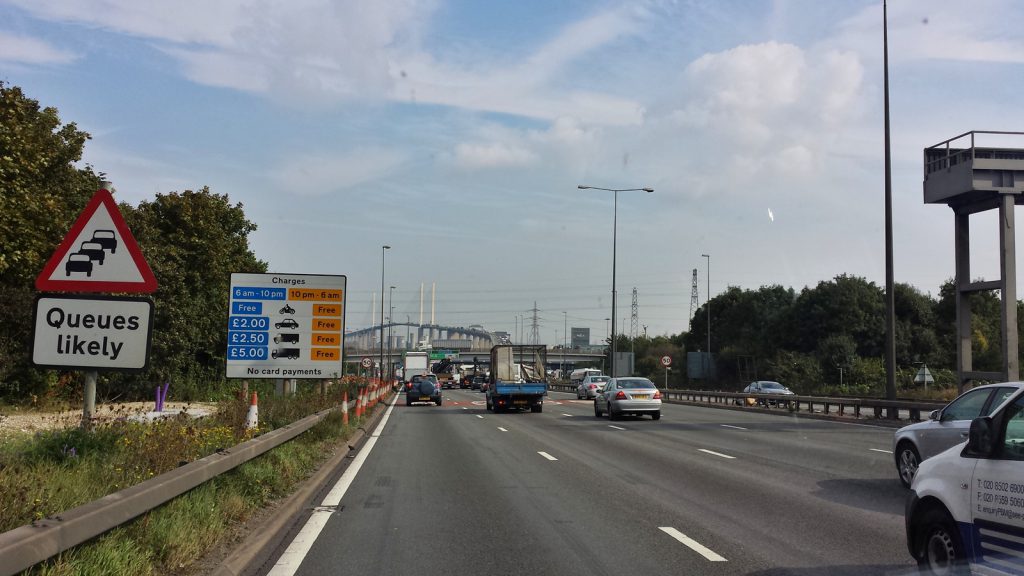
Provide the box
[35,188,157,294]
[31,294,154,371]
[660,355,673,367]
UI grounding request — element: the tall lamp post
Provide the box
[578,185,653,377]
[380,245,390,381]
[702,253,711,381]
[388,285,395,384]
[562,311,567,379]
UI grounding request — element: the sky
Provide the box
[3,0,1024,345]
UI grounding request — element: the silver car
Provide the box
[893,382,1022,488]
[576,375,609,399]
[594,377,662,420]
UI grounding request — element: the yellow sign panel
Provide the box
[312,304,342,317]
[312,333,340,346]
[311,347,340,361]
[289,288,343,302]
[313,318,340,331]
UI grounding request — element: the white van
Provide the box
[569,368,602,386]
[905,386,1024,574]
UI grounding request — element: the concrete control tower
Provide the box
[924,131,1024,388]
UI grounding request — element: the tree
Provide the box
[0,82,101,397]
[117,188,267,397]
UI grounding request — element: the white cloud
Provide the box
[453,142,536,169]
[271,148,406,197]
[0,30,78,64]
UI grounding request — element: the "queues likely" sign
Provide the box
[32,295,154,371]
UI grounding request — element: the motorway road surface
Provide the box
[257,389,919,575]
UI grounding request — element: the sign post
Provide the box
[660,355,673,391]
[33,186,157,427]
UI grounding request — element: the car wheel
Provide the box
[406,398,412,406]
[531,404,542,413]
[486,398,492,411]
[608,404,619,420]
[594,400,602,417]
[651,411,661,421]
[896,442,921,489]
[915,507,969,576]
[435,398,442,406]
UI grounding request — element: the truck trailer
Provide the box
[486,344,547,413]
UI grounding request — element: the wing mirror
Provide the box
[964,416,995,457]
[929,409,940,421]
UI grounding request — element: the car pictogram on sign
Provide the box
[77,241,107,265]
[65,254,94,277]
[90,229,118,254]
[275,318,299,329]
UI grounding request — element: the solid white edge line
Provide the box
[698,448,736,460]
[497,427,508,432]
[608,425,626,431]
[720,424,748,430]
[267,394,399,576]
[870,448,893,454]
[538,451,558,461]
[659,527,727,562]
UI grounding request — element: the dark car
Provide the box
[271,348,301,359]
[736,380,795,407]
[406,374,441,406]
[275,318,299,329]
[77,241,106,265]
[90,229,118,253]
[470,375,487,390]
[65,253,94,276]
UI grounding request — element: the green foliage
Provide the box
[113,188,267,398]
[0,82,101,398]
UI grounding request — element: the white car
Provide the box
[576,375,609,399]
[905,386,1024,574]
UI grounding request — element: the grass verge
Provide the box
[0,378,384,575]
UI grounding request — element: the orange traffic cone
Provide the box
[245,392,259,429]
[343,390,349,425]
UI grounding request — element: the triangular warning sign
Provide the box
[35,188,157,293]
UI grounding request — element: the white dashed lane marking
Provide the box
[497,427,508,432]
[476,415,484,419]
[659,527,727,562]
[538,451,558,461]
[698,449,735,460]
[870,448,893,454]
[608,425,626,431]
[720,424,747,430]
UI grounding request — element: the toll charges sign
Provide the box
[32,295,154,371]
[226,273,346,379]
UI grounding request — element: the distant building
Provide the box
[571,327,590,348]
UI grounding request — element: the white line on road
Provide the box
[698,449,736,460]
[538,451,558,461]
[498,427,508,432]
[659,527,727,562]
[562,413,573,417]
[462,407,468,410]
[476,415,484,419]
[267,395,399,576]
[608,425,626,431]
[720,424,748,430]
[870,448,893,454]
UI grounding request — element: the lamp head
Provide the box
[643,188,654,193]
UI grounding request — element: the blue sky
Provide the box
[3,0,1024,344]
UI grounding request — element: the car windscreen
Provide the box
[761,382,785,390]
[618,378,655,389]
[591,377,609,382]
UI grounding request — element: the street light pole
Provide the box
[578,185,653,377]
[702,253,711,382]
[562,311,567,379]
[380,245,390,382]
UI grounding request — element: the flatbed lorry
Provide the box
[486,344,547,413]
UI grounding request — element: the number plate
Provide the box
[514,400,528,405]
[633,394,649,400]
[419,396,430,401]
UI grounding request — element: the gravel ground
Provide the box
[0,402,218,440]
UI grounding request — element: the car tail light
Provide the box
[406,382,413,390]
[653,390,662,400]
[615,391,627,400]
[589,384,596,389]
